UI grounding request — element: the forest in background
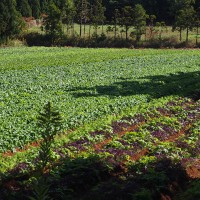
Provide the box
[0,0,200,47]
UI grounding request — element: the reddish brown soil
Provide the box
[1,128,75,158]
[1,100,199,196]
[2,141,41,158]
[94,124,144,151]
[2,100,199,183]
[166,124,192,142]
[129,148,149,161]
[186,159,200,178]
[161,193,172,200]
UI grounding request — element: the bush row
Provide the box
[19,32,200,48]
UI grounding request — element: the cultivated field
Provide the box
[0,47,199,153]
[0,47,199,199]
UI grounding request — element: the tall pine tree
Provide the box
[120,6,134,40]
[173,0,196,42]
[62,0,76,35]
[44,1,63,42]
[29,0,41,19]
[0,0,23,42]
[16,0,32,17]
[91,0,106,35]
[133,4,148,41]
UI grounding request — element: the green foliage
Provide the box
[44,2,63,40]
[76,0,90,36]
[178,180,200,200]
[37,102,62,172]
[28,177,51,200]
[91,0,106,34]
[2,0,200,45]
[155,22,167,40]
[0,48,199,153]
[29,0,41,19]
[0,94,199,199]
[133,4,148,41]
[62,0,76,31]
[173,0,196,42]
[40,0,48,13]
[120,6,134,40]
[16,0,32,17]
[0,0,24,42]
[131,188,153,200]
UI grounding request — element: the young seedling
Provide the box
[37,101,62,173]
[29,102,62,200]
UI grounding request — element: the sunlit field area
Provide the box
[0,47,199,199]
[0,47,199,152]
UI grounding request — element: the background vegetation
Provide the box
[1,0,200,47]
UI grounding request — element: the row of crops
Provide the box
[0,47,200,153]
[1,97,199,200]
[53,98,200,163]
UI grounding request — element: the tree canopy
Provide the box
[0,0,23,41]
[0,0,200,43]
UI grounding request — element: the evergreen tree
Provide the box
[120,6,134,40]
[37,102,62,173]
[173,5,196,42]
[133,4,148,41]
[44,1,63,41]
[16,0,32,17]
[91,0,106,35]
[112,8,121,39]
[173,0,196,42]
[76,0,90,37]
[195,7,200,45]
[173,11,184,41]
[62,0,76,35]
[183,6,196,43]
[147,14,156,39]
[29,0,41,19]
[0,0,24,42]
[155,21,167,41]
[82,0,90,36]
[40,0,49,13]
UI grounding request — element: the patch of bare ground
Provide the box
[184,159,200,178]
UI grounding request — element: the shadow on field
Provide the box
[1,155,196,200]
[47,157,189,200]
[69,71,200,100]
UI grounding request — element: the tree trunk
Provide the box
[186,27,189,43]
[196,26,199,45]
[114,23,117,39]
[67,24,69,36]
[136,28,141,42]
[179,27,182,42]
[62,24,65,34]
[96,26,98,35]
[145,28,147,41]
[80,22,82,37]
[136,34,141,42]
[80,0,83,37]
[159,32,162,41]
[72,19,75,36]
[150,26,153,39]
[89,24,91,39]
[84,21,86,37]
[126,26,128,40]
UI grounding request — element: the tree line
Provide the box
[0,0,200,44]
